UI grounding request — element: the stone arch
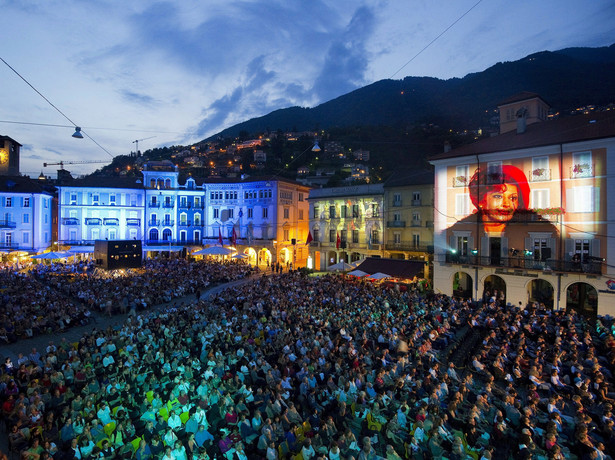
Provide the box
[566,282,598,316]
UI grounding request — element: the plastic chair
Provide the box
[366,412,382,432]
[103,422,116,437]
[180,411,190,425]
[158,407,169,422]
[146,391,154,403]
[96,438,111,449]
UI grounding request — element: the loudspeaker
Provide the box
[291,238,296,245]
[541,247,551,261]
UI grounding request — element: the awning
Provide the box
[68,246,95,253]
[142,245,184,252]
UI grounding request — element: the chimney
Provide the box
[443,141,451,153]
[516,107,528,134]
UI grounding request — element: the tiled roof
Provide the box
[429,111,615,162]
[0,175,49,194]
[63,176,146,189]
[497,92,548,107]
[384,169,434,187]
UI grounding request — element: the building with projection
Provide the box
[430,94,615,316]
[57,161,310,267]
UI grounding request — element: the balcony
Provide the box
[309,241,321,248]
[178,202,192,209]
[85,218,102,226]
[412,199,422,206]
[0,242,19,249]
[148,202,160,208]
[161,220,174,227]
[148,219,160,226]
[0,220,16,229]
[103,218,119,226]
[385,241,433,252]
[392,200,402,207]
[61,218,79,226]
[570,163,594,179]
[162,202,175,208]
[178,220,192,227]
[529,168,551,182]
[444,254,602,275]
[411,220,422,227]
[126,218,141,226]
[387,220,406,228]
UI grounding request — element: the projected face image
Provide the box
[479,184,519,224]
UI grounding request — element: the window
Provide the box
[572,151,592,178]
[412,234,420,248]
[574,239,590,262]
[455,194,470,216]
[533,238,548,260]
[412,212,421,225]
[352,204,359,218]
[110,195,116,206]
[313,229,320,242]
[284,229,289,241]
[313,206,319,219]
[194,197,201,208]
[340,230,347,244]
[23,198,30,207]
[371,230,379,245]
[531,189,550,209]
[44,199,49,208]
[180,213,187,225]
[262,208,268,219]
[284,208,290,219]
[455,165,469,187]
[393,193,402,206]
[329,230,336,243]
[531,156,550,181]
[371,203,379,217]
[394,232,401,244]
[22,232,29,244]
[329,205,336,219]
[341,205,347,218]
[568,186,596,213]
[299,210,304,220]
[299,193,304,202]
[412,192,421,205]
[93,194,99,205]
[457,236,468,256]
[393,212,401,222]
[246,208,253,219]
[352,230,359,243]
[213,208,219,219]
[70,194,77,205]
[23,214,29,224]
[6,198,11,207]
[194,214,201,225]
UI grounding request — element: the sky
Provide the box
[1,0,614,178]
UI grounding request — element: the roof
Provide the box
[0,175,50,194]
[0,135,22,147]
[355,257,425,279]
[429,110,615,162]
[383,169,434,187]
[497,91,549,107]
[308,183,384,200]
[61,176,146,189]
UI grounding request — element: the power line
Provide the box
[389,0,484,79]
[0,119,184,134]
[1,56,114,158]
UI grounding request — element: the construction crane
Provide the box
[132,136,156,156]
[43,160,110,169]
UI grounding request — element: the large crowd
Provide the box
[1,266,615,460]
[0,259,257,342]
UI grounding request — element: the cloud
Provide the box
[311,6,376,102]
[119,90,156,106]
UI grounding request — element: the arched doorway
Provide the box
[149,228,159,242]
[566,282,598,316]
[528,279,554,309]
[245,247,257,266]
[484,275,506,304]
[279,247,291,265]
[162,228,172,241]
[350,252,362,263]
[258,248,271,268]
[453,272,473,299]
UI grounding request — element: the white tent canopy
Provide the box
[347,269,369,277]
[327,261,353,271]
[193,246,234,256]
[367,272,392,280]
[231,253,248,259]
[31,251,71,260]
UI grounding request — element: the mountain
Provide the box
[207,44,615,140]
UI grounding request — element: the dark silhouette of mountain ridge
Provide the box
[206,44,615,140]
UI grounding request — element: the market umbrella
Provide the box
[231,253,248,259]
[347,269,369,277]
[31,251,71,260]
[367,272,392,280]
[327,261,353,271]
[193,246,234,256]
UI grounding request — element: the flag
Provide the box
[232,228,237,246]
[336,232,341,250]
[305,231,313,245]
[218,228,223,245]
